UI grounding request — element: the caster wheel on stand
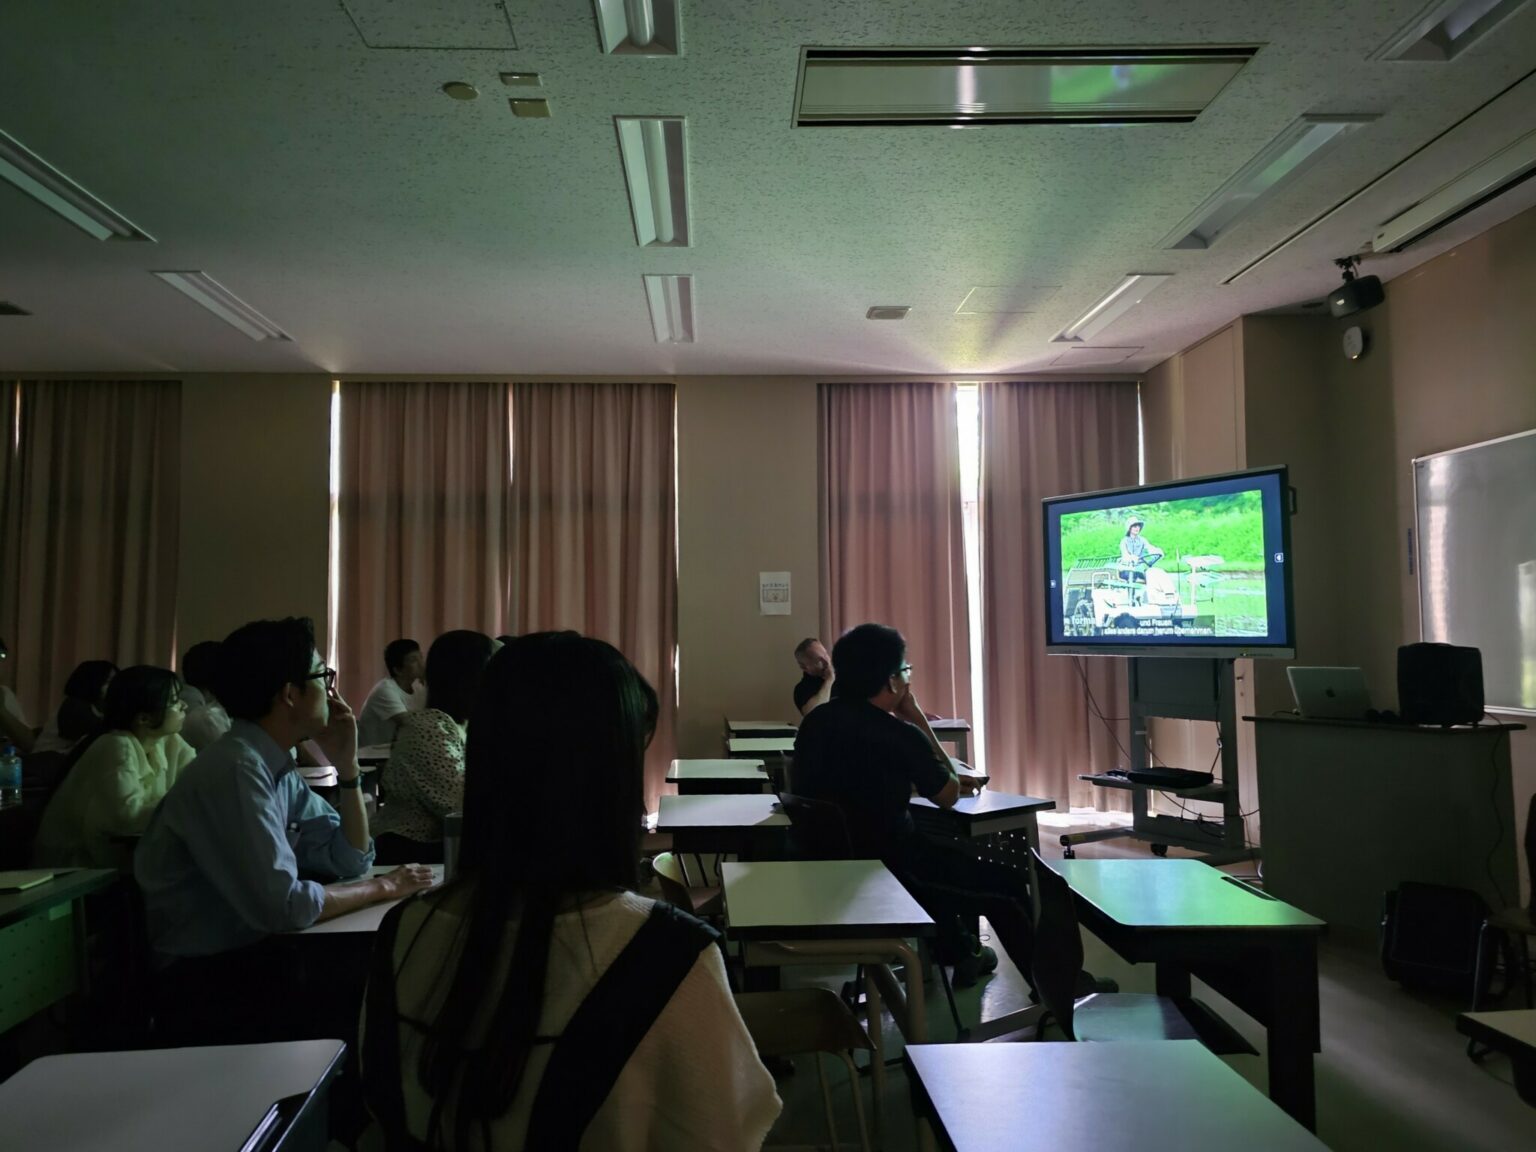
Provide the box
[1151,843,1169,857]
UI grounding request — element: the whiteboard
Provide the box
[1414,427,1536,713]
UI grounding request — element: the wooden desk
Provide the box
[0,1039,346,1151]
[1055,858,1325,1129]
[727,735,796,757]
[906,1040,1327,1151]
[910,791,1053,856]
[295,864,443,935]
[655,793,790,858]
[723,858,935,1149]
[726,719,798,738]
[357,743,392,767]
[666,758,771,795]
[0,868,116,1033]
[930,718,972,765]
[1458,1009,1536,1107]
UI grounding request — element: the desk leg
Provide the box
[863,967,885,1151]
[1265,940,1320,1131]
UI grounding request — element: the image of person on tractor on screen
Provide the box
[1118,517,1165,589]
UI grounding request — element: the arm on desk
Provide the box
[316,865,435,923]
[897,693,959,808]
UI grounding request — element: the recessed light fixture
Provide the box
[594,0,681,56]
[795,46,1257,127]
[1161,114,1378,250]
[1050,346,1140,367]
[152,271,291,341]
[1370,125,1536,252]
[643,273,695,343]
[0,128,154,242]
[510,98,552,118]
[616,117,690,246]
[1372,0,1533,60]
[442,81,479,100]
[1052,274,1172,343]
[500,72,542,86]
[866,306,911,320]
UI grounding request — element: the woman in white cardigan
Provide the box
[34,665,195,870]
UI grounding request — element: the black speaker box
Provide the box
[1328,274,1384,317]
[1381,882,1489,996]
[1397,642,1483,727]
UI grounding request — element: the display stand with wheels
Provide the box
[1061,656,1256,865]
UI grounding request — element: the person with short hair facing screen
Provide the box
[360,631,781,1151]
[179,640,233,751]
[359,638,426,747]
[134,616,435,1041]
[794,623,1037,987]
[792,637,834,716]
[0,636,36,754]
[33,665,194,869]
[372,630,498,865]
[32,660,118,755]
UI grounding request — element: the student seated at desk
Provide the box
[0,635,36,754]
[32,659,117,756]
[372,630,497,865]
[358,638,426,747]
[361,631,780,1151]
[792,636,835,716]
[135,616,435,1042]
[794,623,1035,988]
[34,665,194,869]
[178,640,233,751]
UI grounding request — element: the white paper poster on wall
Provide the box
[759,571,791,616]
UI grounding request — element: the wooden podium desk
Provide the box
[1247,715,1525,934]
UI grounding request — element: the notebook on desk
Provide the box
[1287,666,1372,720]
[0,870,55,892]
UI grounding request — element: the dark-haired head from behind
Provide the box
[58,660,118,741]
[214,618,318,722]
[64,664,182,773]
[423,631,496,723]
[415,630,656,1143]
[831,623,906,700]
[181,641,224,695]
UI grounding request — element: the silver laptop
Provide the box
[1287,666,1372,720]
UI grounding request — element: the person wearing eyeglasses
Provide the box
[135,616,435,1043]
[33,665,193,870]
[794,623,1034,988]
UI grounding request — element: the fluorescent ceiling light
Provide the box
[795,46,1257,127]
[1162,114,1378,250]
[1050,346,1140,367]
[616,117,690,247]
[152,271,291,341]
[643,273,695,343]
[0,128,153,242]
[1052,274,1172,343]
[594,0,681,56]
[1370,125,1536,252]
[1372,0,1532,61]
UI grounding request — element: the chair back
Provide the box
[1028,847,1082,1040]
[443,811,463,882]
[651,851,694,911]
[779,792,854,860]
[1525,791,1535,916]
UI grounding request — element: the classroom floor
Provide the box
[755,813,1536,1151]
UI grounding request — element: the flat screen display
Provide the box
[1043,467,1294,657]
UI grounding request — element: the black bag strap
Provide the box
[361,898,429,1152]
[523,901,720,1150]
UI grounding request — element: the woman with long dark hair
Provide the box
[33,660,118,755]
[33,665,193,868]
[362,632,779,1150]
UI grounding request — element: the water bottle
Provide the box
[0,744,21,808]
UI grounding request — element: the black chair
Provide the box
[1027,847,1255,1053]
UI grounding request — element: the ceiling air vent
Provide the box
[795,46,1258,127]
[866,306,911,320]
[0,301,31,315]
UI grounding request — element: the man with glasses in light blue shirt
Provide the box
[136,616,435,1043]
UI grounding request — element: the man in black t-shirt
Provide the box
[792,637,835,716]
[794,623,1035,987]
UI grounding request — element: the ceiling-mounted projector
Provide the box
[1328,256,1383,318]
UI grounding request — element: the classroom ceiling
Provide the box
[1,1,1535,377]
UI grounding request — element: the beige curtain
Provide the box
[337,382,512,706]
[819,382,972,720]
[0,380,181,719]
[508,382,677,809]
[980,381,1139,805]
